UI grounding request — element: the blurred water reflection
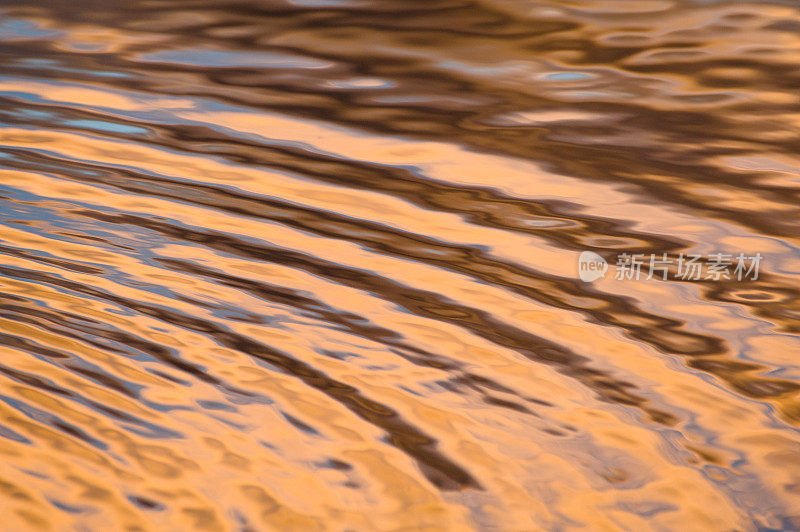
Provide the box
[0,0,799,530]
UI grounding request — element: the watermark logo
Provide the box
[578,251,608,282]
[577,252,763,282]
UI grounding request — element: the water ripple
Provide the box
[0,0,799,529]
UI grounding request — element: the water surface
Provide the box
[0,0,799,530]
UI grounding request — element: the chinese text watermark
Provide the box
[578,252,762,282]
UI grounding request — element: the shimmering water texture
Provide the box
[0,0,799,530]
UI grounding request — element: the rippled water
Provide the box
[0,0,799,529]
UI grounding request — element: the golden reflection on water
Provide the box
[0,0,799,530]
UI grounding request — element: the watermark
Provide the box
[578,251,608,282]
[577,252,762,282]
